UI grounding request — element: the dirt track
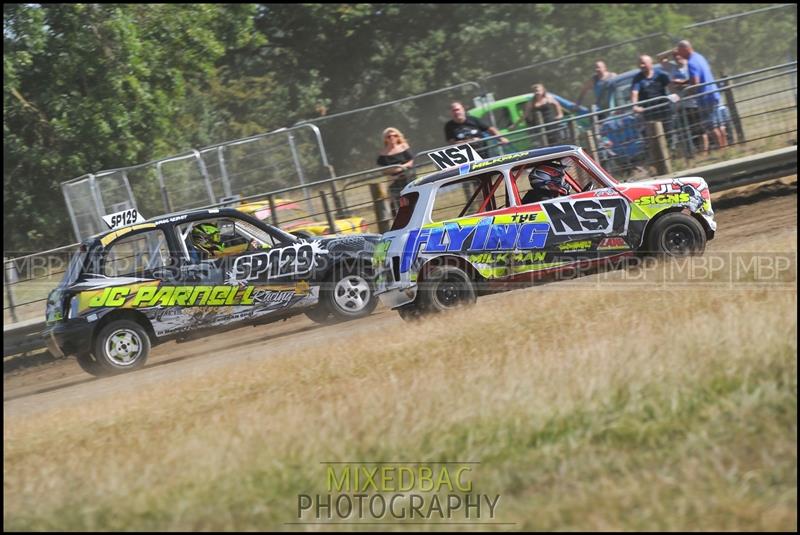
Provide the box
[4,179,796,418]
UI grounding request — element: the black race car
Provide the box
[43,208,379,376]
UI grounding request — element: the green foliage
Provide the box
[4,4,259,250]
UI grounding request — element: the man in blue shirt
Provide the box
[676,40,728,154]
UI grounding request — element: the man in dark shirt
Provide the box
[631,54,672,124]
[444,102,508,158]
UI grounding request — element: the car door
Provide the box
[511,159,632,269]
[209,214,324,318]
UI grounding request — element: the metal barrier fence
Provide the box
[61,124,331,242]
[7,62,798,326]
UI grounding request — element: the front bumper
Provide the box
[42,319,94,358]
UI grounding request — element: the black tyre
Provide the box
[646,212,706,256]
[76,352,104,376]
[397,303,424,322]
[304,305,334,324]
[91,320,151,376]
[320,263,378,321]
[418,265,477,313]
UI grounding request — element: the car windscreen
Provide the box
[390,192,419,231]
[62,248,88,287]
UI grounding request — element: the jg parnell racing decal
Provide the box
[86,285,257,308]
[230,241,328,281]
[83,282,310,309]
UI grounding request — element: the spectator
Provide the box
[660,48,705,152]
[657,49,689,84]
[377,127,415,210]
[598,109,647,176]
[631,54,673,125]
[674,39,727,154]
[444,101,508,158]
[514,84,567,146]
[576,60,617,110]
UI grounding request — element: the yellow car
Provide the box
[236,198,368,238]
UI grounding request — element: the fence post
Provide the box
[567,120,579,145]
[267,195,280,228]
[4,258,19,323]
[328,181,347,218]
[645,121,672,175]
[677,102,695,162]
[579,128,598,160]
[287,131,313,214]
[720,79,745,144]
[534,111,545,147]
[369,183,393,234]
[319,190,337,235]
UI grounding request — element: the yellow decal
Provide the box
[85,285,258,308]
[100,223,156,246]
[470,153,524,170]
[558,240,592,252]
[634,193,690,206]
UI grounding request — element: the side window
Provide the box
[390,192,419,231]
[513,157,606,205]
[490,107,513,130]
[515,102,527,119]
[103,230,170,277]
[178,218,278,263]
[431,172,506,222]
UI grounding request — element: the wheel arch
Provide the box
[92,309,157,350]
[418,254,483,283]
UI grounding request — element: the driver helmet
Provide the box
[529,160,569,198]
[191,222,224,257]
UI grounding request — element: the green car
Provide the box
[471,93,592,154]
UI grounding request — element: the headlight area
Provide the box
[68,295,80,320]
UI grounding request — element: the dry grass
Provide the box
[5,280,796,530]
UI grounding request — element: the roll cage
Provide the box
[413,148,619,226]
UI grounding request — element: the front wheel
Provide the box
[91,320,151,376]
[418,265,477,313]
[319,263,378,321]
[76,352,104,376]
[646,212,707,256]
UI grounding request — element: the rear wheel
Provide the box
[646,213,706,256]
[91,320,151,376]
[418,265,477,313]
